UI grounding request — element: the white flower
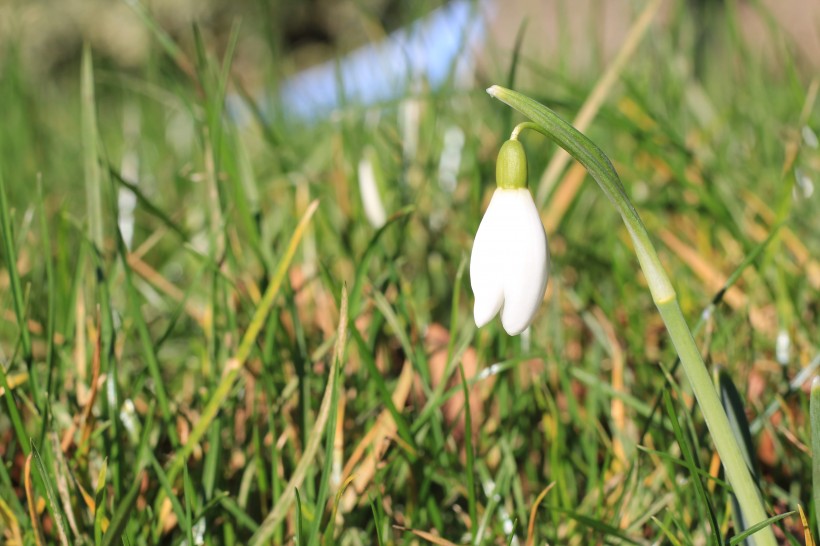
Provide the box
[469,139,549,336]
[357,151,387,228]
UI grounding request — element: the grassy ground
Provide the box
[1,1,819,545]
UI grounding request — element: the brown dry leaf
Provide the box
[526,482,555,546]
[126,253,206,324]
[340,360,414,512]
[422,323,484,444]
[542,162,587,234]
[799,505,815,546]
[659,228,747,309]
[591,307,629,468]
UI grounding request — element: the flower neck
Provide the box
[496,139,528,190]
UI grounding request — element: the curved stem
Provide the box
[491,85,775,546]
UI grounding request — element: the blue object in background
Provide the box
[229,0,488,124]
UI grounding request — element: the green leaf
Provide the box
[101,470,144,546]
[728,511,794,546]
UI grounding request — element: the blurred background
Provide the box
[1,0,819,81]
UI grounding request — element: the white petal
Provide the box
[497,190,549,335]
[470,190,507,327]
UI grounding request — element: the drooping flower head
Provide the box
[470,139,550,336]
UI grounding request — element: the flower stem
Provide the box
[489,85,775,545]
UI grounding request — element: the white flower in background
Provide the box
[438,125,465,193]
[470,139,549,336]
[357,149,387,228]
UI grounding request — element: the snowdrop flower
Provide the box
[470,139,549,335]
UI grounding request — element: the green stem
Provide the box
[810,378,820,534]
[490,85,775,545]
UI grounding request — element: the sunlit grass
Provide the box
[0,2,819,545]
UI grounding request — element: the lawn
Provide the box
[0,1,819,544]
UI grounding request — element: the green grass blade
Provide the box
[719,368,760,543]
[182,464,195,546]
[349,205,415,316]
[0,363,28,456]
[306,346,344,546]
[728,512,795,546]
[81,44,103,254]
[101,470,144,546]
[370,496,385,546]
[108,165,189,240]
[36,177,57,443]
[459,363,477,541]
[148,454,186,542]
[30,441,70,546]
[0,167,32,365]
[218,494,260,534]
[308,283,348,546]
[663,391,722,544]
[811,378,820,535]
[295,488,304,545]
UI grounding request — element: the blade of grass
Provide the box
[546,505,645,545]
[295,488,304,545]
[349,205,415,316]
[525,482,555,546]
[0,498,23,545]
[24,454,46,546]
[321,475,356,546]
[30,441,69,546]
[799,505,815,546]
[249,285,347,545]
[811,378,820,535]
[0,168,32,362]
[0,166,36,402]
[108,165,189,240]
[90,458,109,540]
[182,464,195,546]
[82,44,103,255]
[719,368,760,544]
[370,497,385,546]
[0,362,28,456]
[306,294,347,546]
[502,17,528,132]
[148,453,186,542]
[663,391,722,544]
[101,470,144,546]
[218,495,260,534]
[729,512,794,546]
[458,363,477,540]
[533,0,663,205]
[651,516,684,546]
[36,176,57,446]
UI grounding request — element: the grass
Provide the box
[1,1,819,544]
